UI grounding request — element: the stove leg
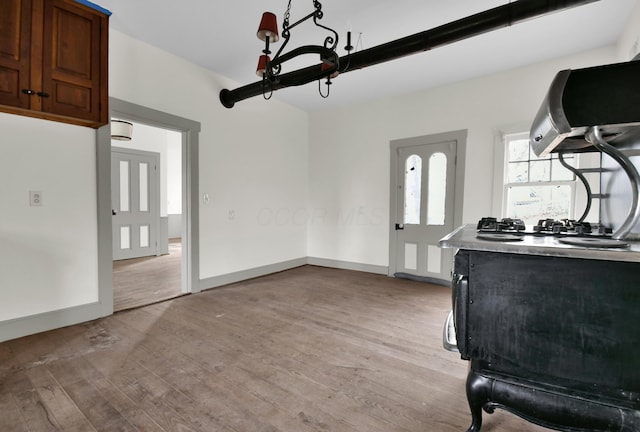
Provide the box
[465,371,492,432]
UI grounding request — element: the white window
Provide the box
[404,154,422,224]
[503,132,576,225]
[427,152,447,226]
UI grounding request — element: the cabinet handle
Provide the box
[37,92,50,98]
[22,89,35,95]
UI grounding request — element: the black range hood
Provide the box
[530,60,640,156]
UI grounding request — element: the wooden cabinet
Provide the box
[0,0,108,128]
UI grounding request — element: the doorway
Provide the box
[389,130,466,285]
[97,98,201,315]
[110,125,182,311]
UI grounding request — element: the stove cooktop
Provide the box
[477,217,612,235]
[476,217,628,248]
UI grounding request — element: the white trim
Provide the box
[198,258,388,292]
[199,258,308,290]
[0,302,106,343]
[492,123,530,217]
[307,257,388,275]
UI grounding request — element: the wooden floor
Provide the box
[113,238,183,312]
[0,266,550,432]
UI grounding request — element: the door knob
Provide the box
[112,209,116,215]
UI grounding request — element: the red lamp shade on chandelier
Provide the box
[256,55,270,77]
[257,12,279,43]
[321,61,339,79]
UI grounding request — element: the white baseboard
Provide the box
[0,301,111,343]
[199,258,308,291]
[307,257,388,275]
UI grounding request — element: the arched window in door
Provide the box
[404,154,422,224]
[427,152,447,226]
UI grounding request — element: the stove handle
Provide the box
[453,273,470,359]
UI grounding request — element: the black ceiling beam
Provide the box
[219,0,600,108]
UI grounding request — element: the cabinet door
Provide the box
[0,0,32,109]
[41,0,107,125]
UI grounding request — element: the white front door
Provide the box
[111,147,160,260]
[391,139,457,284]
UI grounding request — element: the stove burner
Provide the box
[476,233,524,242]
[534,219,591,234]
[477,217,525,232]
[558,237,629,248]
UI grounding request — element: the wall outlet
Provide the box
[30,190,43,206]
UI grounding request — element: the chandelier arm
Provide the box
[286,10,319,32]
[313,21,339,51]
[270,31,291,75]
[267,46,338,86]
[340,53,352,74]
[270,45,336,71]
[318,79,330,98]
[261,76,274,100]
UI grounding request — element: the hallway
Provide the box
[113,238,183,311]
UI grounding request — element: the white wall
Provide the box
[617,0,640,60]
[307,46,618,268]
[108,30,309,278]
[0,114,99,321]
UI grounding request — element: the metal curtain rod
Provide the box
[219,0,600,108]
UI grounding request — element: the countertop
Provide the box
[439,224,640,262]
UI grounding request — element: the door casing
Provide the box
[97,98,201,317]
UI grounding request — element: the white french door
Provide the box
[391,139,457,283]
[111,147,160,260]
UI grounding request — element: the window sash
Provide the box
[502,181,577,223]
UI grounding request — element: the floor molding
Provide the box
[307,257,388,275]
[199,258,308,291]
[0,302,109,343]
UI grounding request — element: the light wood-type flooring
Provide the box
[0,266,549,432]
[113,238,183,312]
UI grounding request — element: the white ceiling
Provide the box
[97,0,638,111]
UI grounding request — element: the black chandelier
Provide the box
[255,0,353,99]
[220,0,597,109]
